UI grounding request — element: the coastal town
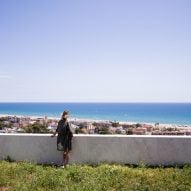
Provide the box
[0,115,191,136]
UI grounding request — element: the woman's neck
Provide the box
[62,118,67,121]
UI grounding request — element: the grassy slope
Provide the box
[0,161,191,191]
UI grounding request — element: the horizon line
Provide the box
[0,101,191,104]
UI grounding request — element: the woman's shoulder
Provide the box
[58,119,65,125]
[58,119,62,123]
[58,119,69,126]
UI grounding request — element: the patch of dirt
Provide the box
[0,186,10,191]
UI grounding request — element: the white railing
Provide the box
[0,134,191,165]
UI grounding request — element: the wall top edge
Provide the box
[0,133,191,138]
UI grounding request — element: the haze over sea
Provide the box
[0,103,191,125]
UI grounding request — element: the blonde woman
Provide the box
[51,111,73,168]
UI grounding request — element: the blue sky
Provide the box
[0,0,191,102]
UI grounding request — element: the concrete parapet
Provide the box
[0,134,191,165]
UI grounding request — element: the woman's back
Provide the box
[57,119,69,136]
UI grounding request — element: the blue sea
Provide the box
[0,103,191,125]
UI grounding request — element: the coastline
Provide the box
[0,103,191,126]
[0,113,190,128]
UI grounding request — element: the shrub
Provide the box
[25,123,49,133]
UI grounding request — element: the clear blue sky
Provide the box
[0,0,191,102]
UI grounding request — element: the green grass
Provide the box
[0,161,191,191]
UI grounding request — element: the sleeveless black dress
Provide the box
[56,119,73,152]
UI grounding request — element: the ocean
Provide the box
[0,103,191,125]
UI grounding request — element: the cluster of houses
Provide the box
[0,115,191,135]
[0,116,57,133]
[151,125,191,135]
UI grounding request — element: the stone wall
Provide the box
[0,134,191,165]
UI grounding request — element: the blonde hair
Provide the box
[62,110,69,119]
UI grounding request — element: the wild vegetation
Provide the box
[24,123,49,133]
[0,160,191,191]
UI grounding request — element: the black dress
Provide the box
[56,119,73,152]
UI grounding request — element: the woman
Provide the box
[51,111,73,168]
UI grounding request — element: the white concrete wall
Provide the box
[0,133,191,166]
